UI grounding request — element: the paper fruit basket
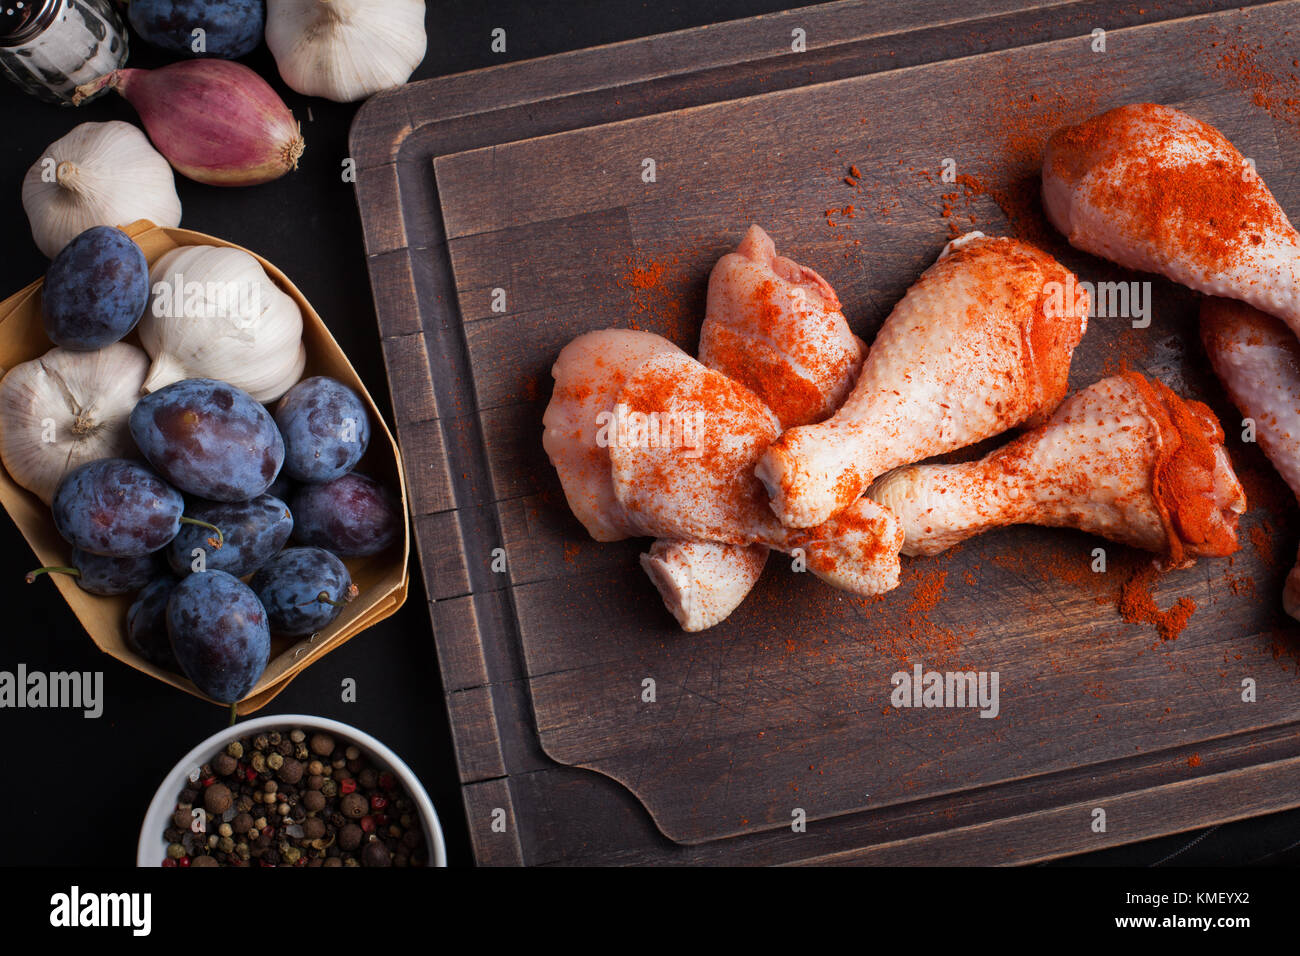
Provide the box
[0,221,409,714]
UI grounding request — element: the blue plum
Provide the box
[166,494,292,577]
[274,376,371,483]
[27,547,160,595]
[52,459,184,557]
[251,547,357,637]
[129,0,265,59]
[126,575,182,671]
[130,378,284,502]
[290,473,400,556]
[166,569,270,703]
[41,226,149,350]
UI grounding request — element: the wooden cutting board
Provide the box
[352,0,1300,864]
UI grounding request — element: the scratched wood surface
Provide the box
[353,0,1300,863]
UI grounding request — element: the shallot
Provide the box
[73,60,305,187]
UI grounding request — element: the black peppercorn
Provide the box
[338,823,363,851]
[204,783,232,815]
[340,793,367,819]
[277,758,304,784]
[362,842,392,867]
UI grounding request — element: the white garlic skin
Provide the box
[140,245,307,403]
[0,343,150,504]
[266,0,427,103]
[22,121,182,260]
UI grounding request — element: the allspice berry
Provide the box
[213,752,237,776]
[309,733,334,757]
[303,790,326,813]
[204,783,233,815]
[192,855,219,867]
[277,758,304,785]
[362,842,392,867]
[304,817,326,840]
[340,793,368,819]
[338,823,363,851]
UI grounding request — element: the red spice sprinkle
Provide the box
[1188,753,1203,768]
[340,778,358,794]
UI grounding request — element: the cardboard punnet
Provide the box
[0,221,409,714]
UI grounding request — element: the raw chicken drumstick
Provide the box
[867,371,1244,566]
[543,315,880,626]
[641,225,866,629]
[544,328,775,629]
[1042,103,1300,332]
[698,224,866,426]
[758,233,1089,528]
[1200,298,1300,617]
[610,349,902,596]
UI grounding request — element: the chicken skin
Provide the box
[1201,298,1300,617]
[611,350,903,596]
[758,233,1089,528]
[641,225,866,629]
[868,372,1244,567]
[1043,103,1300,332]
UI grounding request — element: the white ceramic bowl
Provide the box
[138,714,446,867]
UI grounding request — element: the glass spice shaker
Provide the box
[0,0,128,105]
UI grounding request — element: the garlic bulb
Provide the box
[140,245,307,402]
[266,0,427,103]
[0,344,149,504]
[22,121,182,260]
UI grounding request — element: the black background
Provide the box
[0,0,1296,868]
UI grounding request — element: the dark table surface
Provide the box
[1,0,1297,868]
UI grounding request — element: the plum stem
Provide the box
[306,584,359,608]
[26,566,80,584]
[228,702,238,727]
[179,516,225,549]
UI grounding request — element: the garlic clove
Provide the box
[265,0,428,104]
[0,343,150,504]
[22,121,182,259]
[140,350,189,395]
